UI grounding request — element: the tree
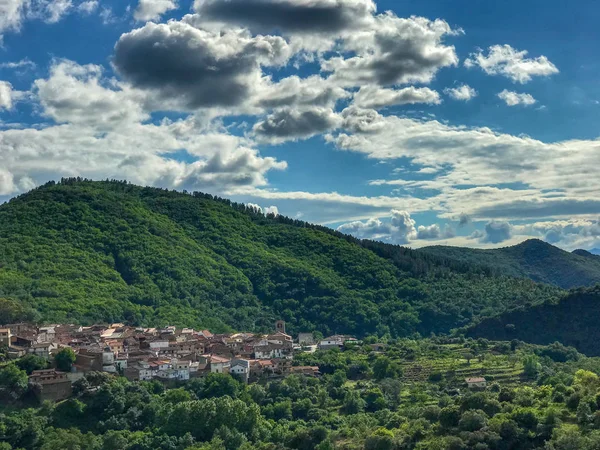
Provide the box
[523,354,541,378]
[373,356,402,380]
[458,410,488,432]
[342,390,366,414]
[0,364,28,400]
[54,348,76,372]
[16,354,48,374]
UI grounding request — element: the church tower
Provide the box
[275,320,286,334]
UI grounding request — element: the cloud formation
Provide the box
[253,107,342,143]
[134,0,178,21]
[497,89,536,106]
[113,21,291,109]
[353,86,441,109]
[444,84,477,101]
[0,81,14,110]
[193,0,376,34]
[323,15,459,87]
[465,44,558,83]
[477,220,513,244]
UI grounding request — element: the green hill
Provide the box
[0,179,562,336]
[468,286,600,356]
[418,239,600,289]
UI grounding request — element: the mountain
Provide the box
[418,239,600,289]
[591,248,600,256]
[468,286,600,356]
[572,249,600,261]
[0,179,562,336]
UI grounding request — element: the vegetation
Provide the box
[0,179,563,337]
[419,239,600,289]
[4,339,600,449]
[468,286,600,356]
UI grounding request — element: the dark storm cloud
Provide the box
[253,107,341,143]
[194,0,375,34]
[113,22,289,109]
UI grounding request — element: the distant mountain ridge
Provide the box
[418,239,600,289]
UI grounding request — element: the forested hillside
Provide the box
[419,239,600,289]
[468,286,600,356]
[0,179,561,336]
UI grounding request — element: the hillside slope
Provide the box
[419,239,600,289]
[468,286,600,356]
[0,179,561,336]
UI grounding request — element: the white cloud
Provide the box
[77,0,98,15]
[43,0,73,23]
[497,89,536,106]
[337,209,417,244]
[0,58,36,70]
[134,0,178,21]
[0,81,14,110]
[353,85,441,109]
[323,15,460,87]
[0,61,288,197]
[444,84,477,101]
[465,44,558,83]
[34,60,148,129]
[265,205,279,216]
[326,106,600,223]
[0,0,27,39]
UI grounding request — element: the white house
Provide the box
[174,360,191,380]
[465,377,487,389]
[149,340,170,349]
[318,336,345,350]
[230,359,250,382]
[210,355,231,373]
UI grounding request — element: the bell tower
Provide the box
[275,320,286,334]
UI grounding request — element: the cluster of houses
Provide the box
[0,320,360,402]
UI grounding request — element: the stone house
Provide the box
[29,369,72,402]
[465,377,487,389]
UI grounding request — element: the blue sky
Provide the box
[1,0,599,251]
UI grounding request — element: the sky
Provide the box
[1,0,600,252]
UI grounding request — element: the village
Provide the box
[0,320,362,403]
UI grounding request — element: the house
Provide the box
[37,326,56,343]
[29,369,72,402]
[124,362,153,382]
[297,333,314,346]
[174,360,191,380]
[249,359,275,380]
[0,328,11,347]
[210,355,231,373]
[465,377,487,389]
[230,359,250,382]
[30,342,56,359]
[318,335,345,350]
[254,343,288,360]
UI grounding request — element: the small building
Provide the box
[0,328,11,347]
[297,333,314,346]
[210,355,231,374]
[230,359,250,383]
[465,377,487,389]
[318,335,345,350]
[29,369,72,402]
